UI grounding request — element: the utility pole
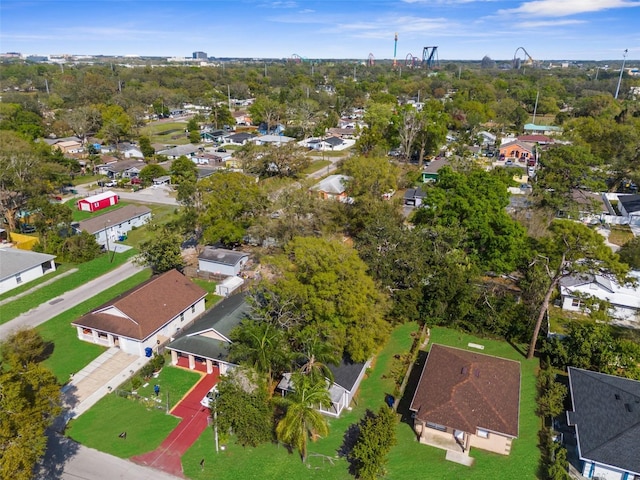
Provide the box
[532,90,539,124]
[614,49,628,100]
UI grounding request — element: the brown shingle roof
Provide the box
[409,344,520,438]
[72,270,206,340]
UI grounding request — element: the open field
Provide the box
[141,121,189,146]
[0,250,138,326]
[303,160,331,175]
[608,225,635,246]
[121,203,180,248]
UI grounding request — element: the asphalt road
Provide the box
[0,260,145,339]
[39,434,182,480]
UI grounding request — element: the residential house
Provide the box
[98,159,144,180]
[420,157,450,182]
[0,248,56,294]
[121,146,144,159]
[74,204,152,245]
[223,132,257,146]
[523,123,562,135]
[404,187,427,207]
[198,247,249,277]
[72,269,207,356]
[559,271,640,325]
[165,292,251,375]
[157,144,200,160]
[251,134,295,146]
[152,175,171,186]
[499,140,535,161]
[277,358,371,418]
[556,189,608,223]
[310,174,351,202]
[303,136,346,151]
[409,344,520,461]
[566,367,640,480]
[517,134,554,145]
[232,111,251,126]
[53,139,83,154]
[77,191,119,213]
[327,127,357,139]
[618,194,640,225]
[477,131,496,146]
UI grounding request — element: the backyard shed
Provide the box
[77,191,119,213]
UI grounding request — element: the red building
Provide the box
[77,191,119,213]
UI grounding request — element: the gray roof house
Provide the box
[567,367,640,480]
[618,194,640,223]
[74,204,152,246]
[0,248,56,294]
[157,144,200,160]
[277,358,371,417]
[165,292,251,375]
[198,247,249,277]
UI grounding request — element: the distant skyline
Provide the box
[1,0,639,61]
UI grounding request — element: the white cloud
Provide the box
[498,0,640,17]
[518,19,586,28]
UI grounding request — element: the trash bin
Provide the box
[145,347,153,358]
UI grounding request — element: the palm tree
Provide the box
[228,321,290,389]
[275,373,331,462]
[297,334,340,384]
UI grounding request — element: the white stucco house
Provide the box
[74,204,152,246]
[72,270,206,357]
[559,272,640,325]
[198,247,249,277]
[0,248,56,294]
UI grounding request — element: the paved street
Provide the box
[0,260,145,339]
[39,435,182,480]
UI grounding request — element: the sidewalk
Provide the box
[0,259,145,339]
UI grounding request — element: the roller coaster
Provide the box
[422,46,439,69]
[512,47,534,69]
[405,53,420,68]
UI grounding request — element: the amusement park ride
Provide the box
[513,47,535,69]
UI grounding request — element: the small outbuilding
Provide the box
[198,247,249,277]
[77,191,119,213]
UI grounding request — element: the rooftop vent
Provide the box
[615,394,621,400]
[625,403,632,413]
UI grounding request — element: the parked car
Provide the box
[216,147,227,153]
[200,386,219,408]
[505,160,514,166]
[19,224,36,234]
[130,177,141,185]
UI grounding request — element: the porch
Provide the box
[171,351,219,375]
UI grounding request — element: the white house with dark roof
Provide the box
[0,248,56,294]
[165,292,250,375]
[198,247,249,277]
[157,144,200,160]
[618,194,640,225]
[567,367,640,480]
[277,358,371,418]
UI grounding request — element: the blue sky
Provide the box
[1,0,638,61]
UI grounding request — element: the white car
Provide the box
[200,386,219,408]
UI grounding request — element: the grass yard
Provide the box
[0,250,138,326]
[66,393,181,458]
[386,327,540,480]
[191,279,223,308]
[181,322,419,480]
[302,160,331,175]
[141,121,189,145]
[607,225,635,246]
[122,203,180,248]
[123,365,202,410]
[38,269,152,383]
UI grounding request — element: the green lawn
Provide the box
[38,269,152,383]
[122,203,180,248]
[385,327,540,480]
[141,121,189,145]
[303,160,331,175]
[191,279,223,308]
[0,250,138,326]
[182,324,540,480]
[123,365,202,410]
[66,393,181,458]
[181,322,419,480]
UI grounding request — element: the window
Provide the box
[191,305,196,314]
[426,422,446,432]
[572,298,581,308]
[180,313,185,322]
[15,274,22,284]
[477,429,489,439]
